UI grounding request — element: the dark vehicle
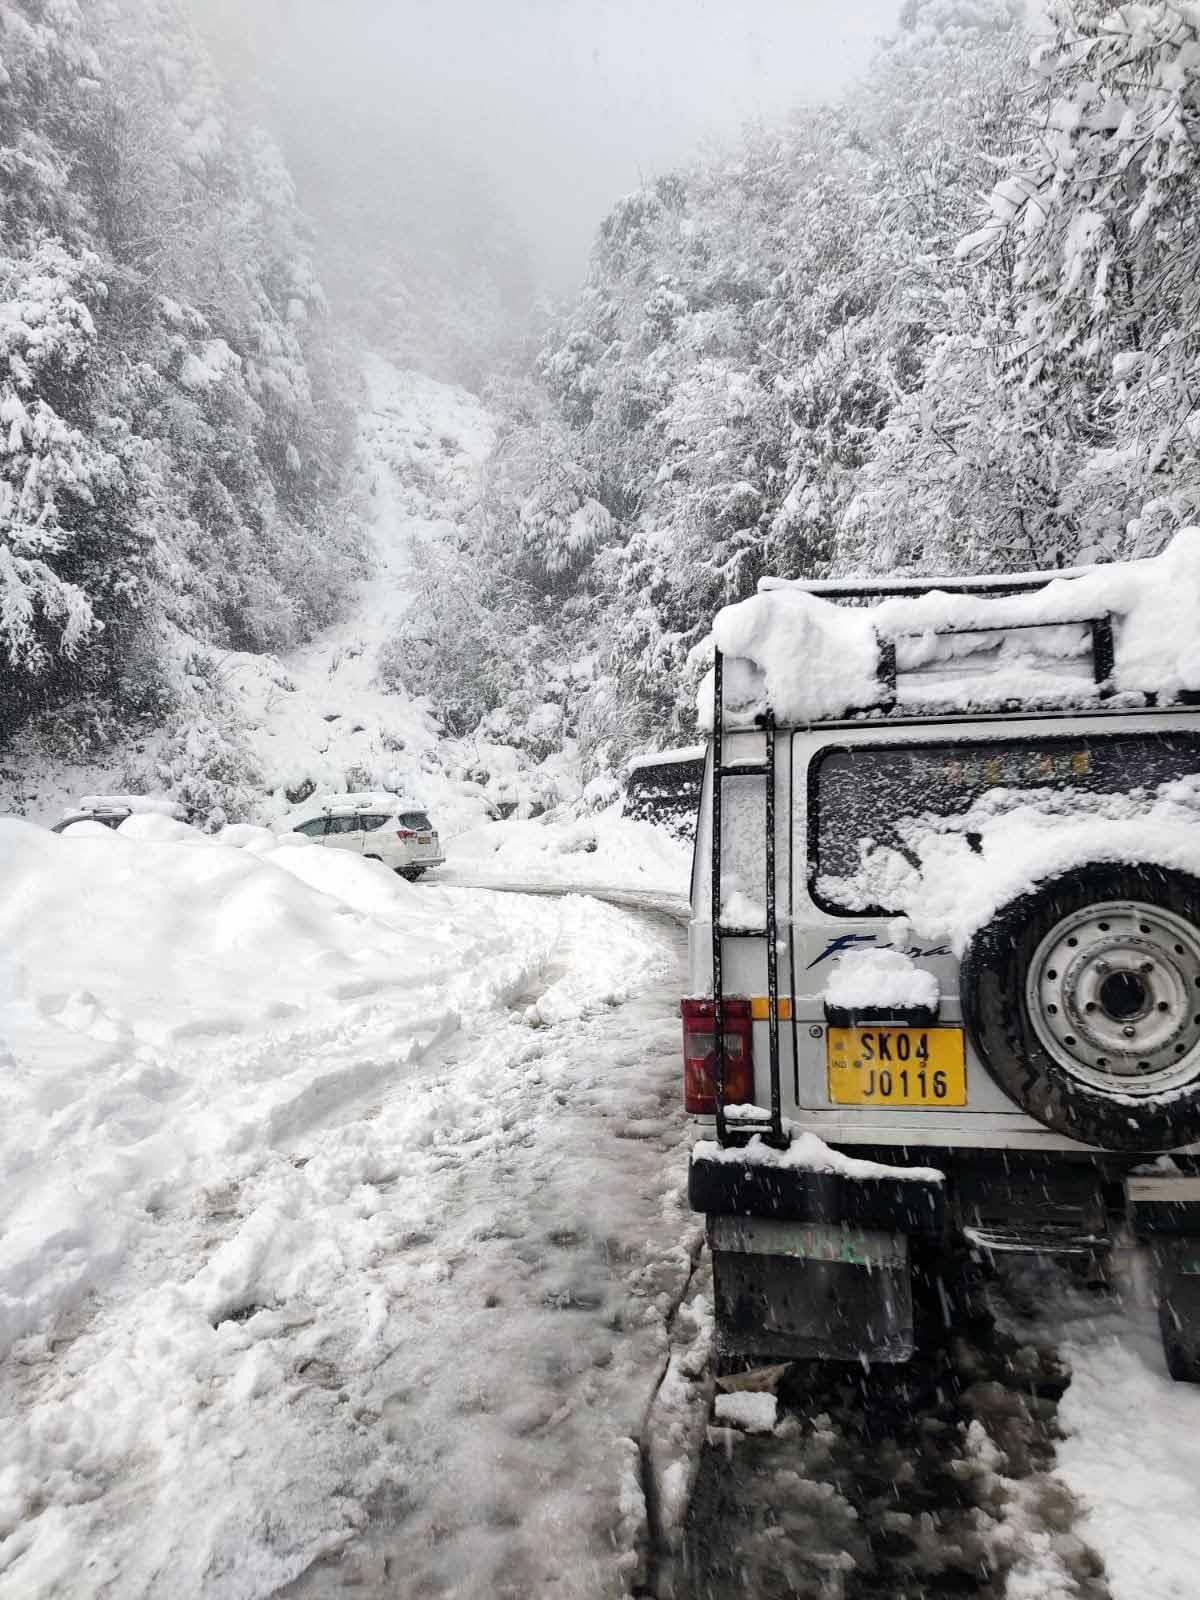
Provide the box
[52,796,188,833]
[624,745,705,841]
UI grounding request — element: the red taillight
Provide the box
[395,829,417,840]
[681,996,753,1114]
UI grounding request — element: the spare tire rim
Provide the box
[1025,899,1200,1096]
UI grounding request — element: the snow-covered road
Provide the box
[0,822,710,1598]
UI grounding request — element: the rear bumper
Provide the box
[688,1151,946,1240]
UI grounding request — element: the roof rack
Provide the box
[763,563,1099,602]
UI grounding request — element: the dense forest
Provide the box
[4,0,1200,809]
[0,0,359,766]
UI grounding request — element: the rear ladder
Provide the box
[710,647,790,1149]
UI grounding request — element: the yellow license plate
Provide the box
[827,1027,966,1107]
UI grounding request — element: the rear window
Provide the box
[399,812,432,831]
[812,731,1200,915]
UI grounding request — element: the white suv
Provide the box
[686,534,1200,1382]
[291,795,444,879]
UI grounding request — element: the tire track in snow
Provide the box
[681,1269,1113,1600]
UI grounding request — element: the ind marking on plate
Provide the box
[827,1026,967,1107]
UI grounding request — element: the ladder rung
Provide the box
[718,762,770,777]
[716,924,768,939]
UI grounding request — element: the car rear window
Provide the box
[811,730,1200,914]
[399,812,432,830]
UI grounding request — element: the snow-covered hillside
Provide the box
[0,356,589,841]
[218,357,514,838]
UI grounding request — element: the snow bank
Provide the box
[700,527,1200,726]
[0,811,696,1598]
[441,805,692,895]
[626,743,705,773]
[0,815,591,1358]
[1058,1321,1200,1600]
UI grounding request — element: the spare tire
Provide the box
[961,862,1200,1152]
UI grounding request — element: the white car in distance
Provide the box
[291,794,444,879]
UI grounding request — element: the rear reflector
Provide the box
[681,996,753,1114]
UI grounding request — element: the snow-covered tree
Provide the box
[0,0,361,745]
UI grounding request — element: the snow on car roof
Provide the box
[310,791,419,813]
[64,795,186,818]
[625,744,705,772]
[699,527,1200,728]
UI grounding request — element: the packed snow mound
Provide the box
[824,947,939,1013]
[443,806,692,894]
[0,811,693,1596]
[0,817,435,1051]
[699,527,1200,726]
[0,816,560,1356]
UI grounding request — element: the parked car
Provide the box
[291,793,444,879]
[623,744,705,842]
[52,795,188,833]
[685,537,1200,1382]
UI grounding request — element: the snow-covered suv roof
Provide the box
[699,527,1200,728]
[311,792,427,816]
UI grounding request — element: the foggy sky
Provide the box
[205,0,902,290]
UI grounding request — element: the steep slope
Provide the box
[220,357,508,837]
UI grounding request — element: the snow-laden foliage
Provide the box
[410,0,1028,761]
[0,0,360,747]
[409,0,1200,768]
[855,1,1200,573]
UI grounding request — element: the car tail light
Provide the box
[395,828,417,840]
[681,996,753,1114]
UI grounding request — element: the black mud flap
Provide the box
[692,1152,945,1367]
[709,1217,915,1365]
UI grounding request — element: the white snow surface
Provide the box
[823,947,939,1012]
[825,812,1200,958]
[626,744,706,773]
[1004,1263,1200,1600]
[219,358,519,840]
[693,1126,943,1184]
[68,794,186,818]
[439,805,692,897]
[713,1390,778,1433]
[0,815,699,1597]
[700,527,1200,726]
